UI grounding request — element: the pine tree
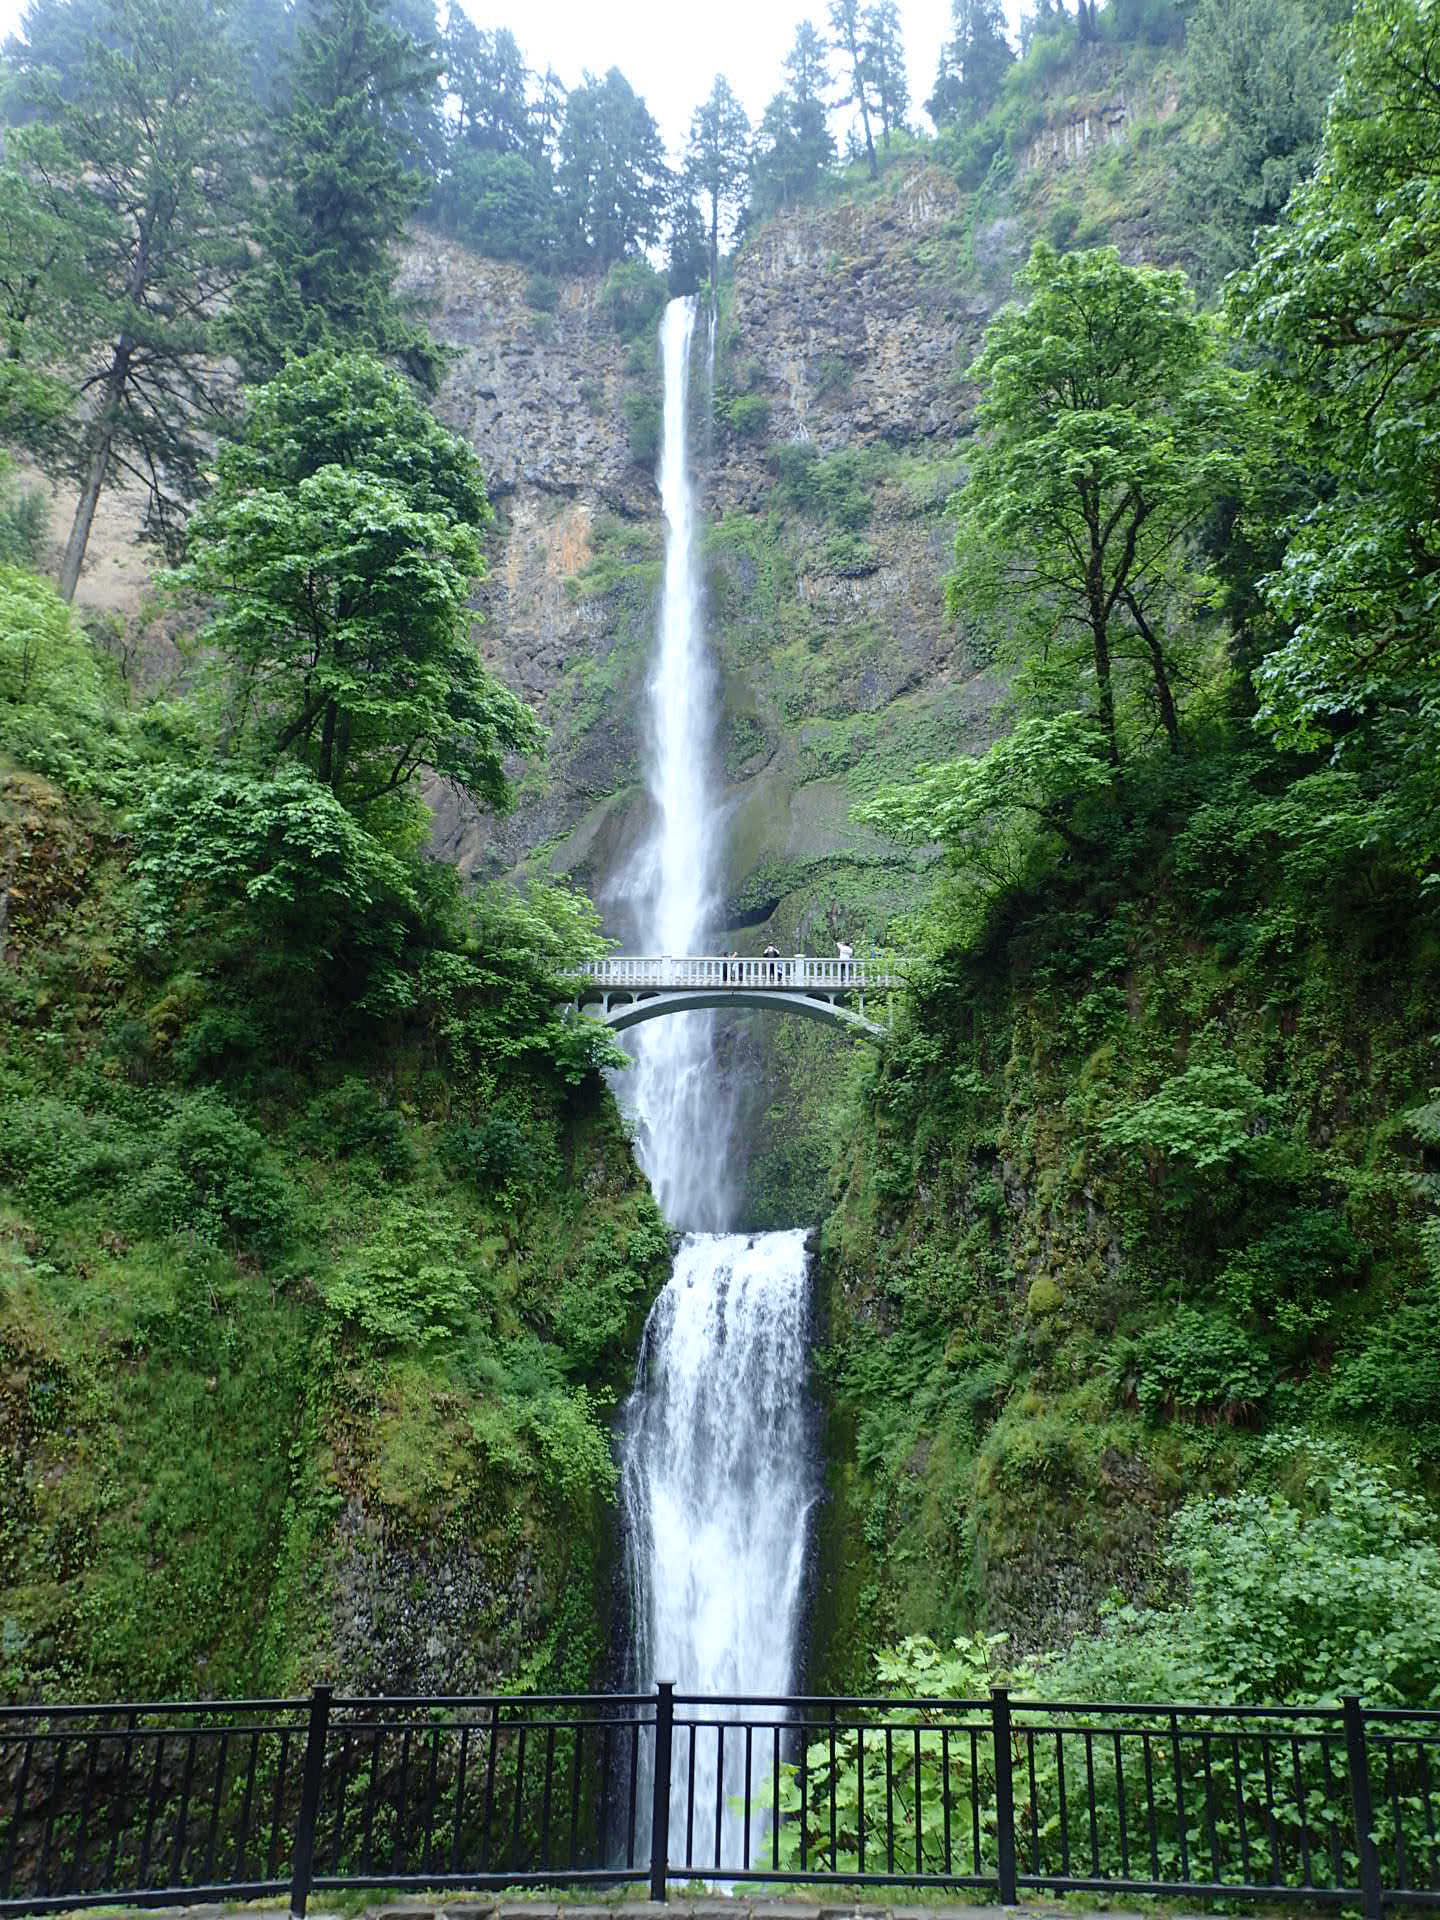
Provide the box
[683,76,751,287]
[554,68,668,266]
[751,20,836,215]
[9,0,255,602]
[828,0,878,180]
[226,0,443,391]
[927,0,1014,127]
[863,2,909,148]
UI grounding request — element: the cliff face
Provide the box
[403,164,1009,959]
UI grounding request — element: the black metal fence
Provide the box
[3,1687,1437,1916]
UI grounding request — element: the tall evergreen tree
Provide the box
[227,0,443,390]
[928,0,1013,127]
[683,76,751,287]
[444,12,530,153]
[828,0,878,179]
[751,19,836,215]
[554,68,668,266]
[8,0,255,602]
[863,1,909,147]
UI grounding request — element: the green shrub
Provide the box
[129,1092,293,1257]
[523,272,559,312]
[1332,1282,1440,1425]
[623,390,662,466]
[1219,1208,1365,1350]
[820,531,878,576]
[724,392,771,443]
[772,445,873,529]
[597,260,667,341]
[322,1197,482,1347]
[1120,1307,1272,1420]
[0,1093,144,1212]
[305,1077,412,1178]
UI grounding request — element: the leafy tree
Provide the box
[1172,0,1334,285]
[554,67,669,266]
[431,147,559,263]
[928,0,1014,126]
[1229,0,1440,863]
[226,0,443,389]
[683,75,751,286]
[862,1,908,147]
[173,352,542,815]
[7,0,254,602]
[829,0,878,179]
[953,244,1252,764]
[751,20,836,215]
[858,714,1114,890]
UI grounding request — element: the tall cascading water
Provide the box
[621,296,732,1229]
[615,297,819,1867]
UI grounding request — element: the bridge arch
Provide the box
[588,987,885,1040]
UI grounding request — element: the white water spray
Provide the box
[621,1231,815,1863]
[619,298,817,1868]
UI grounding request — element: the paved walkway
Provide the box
[95,1901,1271,1920]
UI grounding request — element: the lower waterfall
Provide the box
[619,1229,817,1863]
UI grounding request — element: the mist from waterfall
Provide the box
[617,296,818,1870]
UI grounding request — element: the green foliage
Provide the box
[554,69,669,266]
[1230,0,1440,866]
[1120,1307,1272,1420]
[129,1091,293,1255]
[304,1077,412,1177]
[954,243,1254,763]
[1098,1062,1282,1178]
[623,390,662,466]
[720,391,771,444]
[1050,1436,1440,1705]
[523,272,559,311]
[226,0,442,387]
[597,259,668,340]
[1172,0,1334,285]
[772,444,873,528]
[173,352,542,816]
[322,1198,481,1347]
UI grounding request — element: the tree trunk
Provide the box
[1087,574,1120,767]
[318,698,338,786]
[58,341,130,603]
[1122,591,1181,753]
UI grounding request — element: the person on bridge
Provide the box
[837,938,853,983]
[763,943,780,983]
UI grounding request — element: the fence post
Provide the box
[1343,1695,1384,1920]
[649,1682,674,1903]
[289,1686,333,1920]
[991,1686,1017,1905]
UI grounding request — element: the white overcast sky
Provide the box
[0,0,1028,158]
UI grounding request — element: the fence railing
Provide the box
[2,1686,1434,1916]
[566,955,896,992]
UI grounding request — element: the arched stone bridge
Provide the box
[564,955,900,1040]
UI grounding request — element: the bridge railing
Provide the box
[1,1687,1427,1916]
[566,955,898,992]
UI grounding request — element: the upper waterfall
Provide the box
[621,296,733,1229]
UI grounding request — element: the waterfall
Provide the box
[622,296,731,1229]
[615,297,818,1868]
[620,1231,816,1863]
